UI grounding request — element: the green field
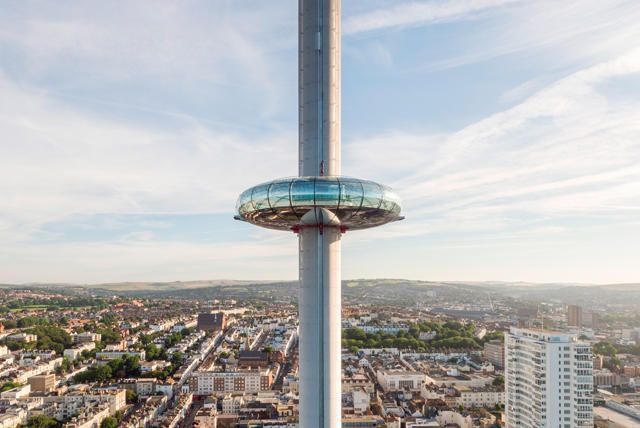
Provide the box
[9,305,49,312]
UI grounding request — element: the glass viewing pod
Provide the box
[235,176,403,231]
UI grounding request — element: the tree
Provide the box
[145,343,161,360]
[171,351,184,366]
[56,357,73,375]
[493,375,505,387]
[344,328,367,342]
[1,319,17,329]
[27,325,72,354]
[100,417,118,428]
[482,331,504,344]
[1,381,22,392]
[126,389,138,404]
[107,355,140,378]
[593,341,617,357]
[26,415,58,428]
[97,326,121,344]
[17,316,49,328]
[74,364,112,383]
[604,356,622,372]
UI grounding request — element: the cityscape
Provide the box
[2,0,640,428]
[0,281,638,427]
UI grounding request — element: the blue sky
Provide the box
[1,0,640,284]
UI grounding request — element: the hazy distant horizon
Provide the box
[2,277,638,289]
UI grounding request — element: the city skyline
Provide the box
[2,0,640,284]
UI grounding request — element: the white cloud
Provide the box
[348,48,640,245]
[413,0,640,71]
[344,0,520,35]
[0,74,296,245]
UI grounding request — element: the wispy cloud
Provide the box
[347,47,640,246]
[344,0,520,35]
[411,0,640,71]
[0,73,296,244]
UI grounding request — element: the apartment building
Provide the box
[505,328,593,428]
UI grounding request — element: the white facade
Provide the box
[436,411,474,428]
[95,350,145,361]
[376,370,426,392]
[189,369,271,395]
[505,328,593,428]
[221,394,244,414]
[72,332,101,343]
[7,333,37,343]
[359,324,409,334]
[63,342,95,361]
[351,390,370,414]
[456,386,505,408]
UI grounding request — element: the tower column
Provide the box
[236,1,401,426]
[299,0,341,177]
[299,226,341,427]
[298,0,342,427]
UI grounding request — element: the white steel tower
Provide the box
[236,1,403,426]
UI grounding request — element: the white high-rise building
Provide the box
[505,328,593,428]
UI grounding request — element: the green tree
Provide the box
[17,316,49,328]
[26,325,72,354]
[344,328,367,341]
[1,381,23,392]
[26,415,58,428]
[145,343,161,360]
[171,351,184,366]
[593,341,617,357]
[100,417,118,428]
[97,326,121,344]
[74,364,112,383]
[126,389,138,404]
[493,375,505,387]
[56,357,73,375]
[108,355,140,378]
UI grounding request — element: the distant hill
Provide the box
[0,279,270,292]
[0,279,638,308]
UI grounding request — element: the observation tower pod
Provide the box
[235,1,402,426]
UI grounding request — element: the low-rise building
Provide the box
[28,374,56,393]
[375,369,426,392]
[63,342,95,361]
[483,340,505,369]
[95,350,145,361]
[6,333,37,343]
[71,332,102,344]
[455,385,505,408]
[189,368,273,395]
